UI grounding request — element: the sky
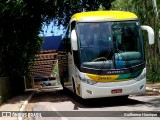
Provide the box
[39,21,64,37]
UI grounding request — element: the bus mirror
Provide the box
[141,25,154,45]
[71,29,78,50]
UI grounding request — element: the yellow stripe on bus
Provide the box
[86,73,119,82]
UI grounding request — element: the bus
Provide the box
[58,11,154,99]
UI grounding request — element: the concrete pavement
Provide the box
[0,91,34,120]
[0,83,159,120]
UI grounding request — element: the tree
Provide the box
[55,0,115,28]
[0,0,57,77]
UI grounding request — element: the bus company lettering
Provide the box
[107,70,124,74]
[98,76,111,81]
[86,73,119,82]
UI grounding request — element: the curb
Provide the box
[18,91,35,120]
[146,87,160,93]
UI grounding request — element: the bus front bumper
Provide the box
[80,78,146,99]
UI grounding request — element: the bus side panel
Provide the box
[58,51,68,87]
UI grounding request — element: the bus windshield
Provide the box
[77,21,144,69]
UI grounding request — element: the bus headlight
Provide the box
[135,73,146,81]
[80,77,97,85]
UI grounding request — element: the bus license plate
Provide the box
[111,89,122,94]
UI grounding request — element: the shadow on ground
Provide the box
[29,89,147,109]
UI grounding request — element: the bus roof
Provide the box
[70,11,138,22]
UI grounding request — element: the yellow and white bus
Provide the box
[58,11,154,99]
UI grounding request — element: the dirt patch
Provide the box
[146,83,160,89]
[146,83,160,96]
[145,90,160,96]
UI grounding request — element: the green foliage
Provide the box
[0,0,57,77]
[55,0,115,28]
[111,0,154,25]
[54,62,58,73]
[98,5,105,11]
[111,0,133,11]
[147,59,160,83]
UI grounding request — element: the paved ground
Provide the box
[24,84,160,120]
[0,91,33,120]
[0,84,160,120]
